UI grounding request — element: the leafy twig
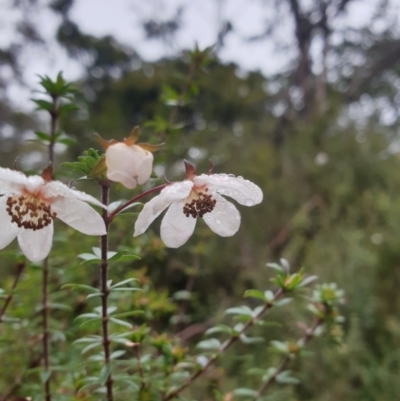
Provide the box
[100,182,114,400]
[162,288,284,401]
[0,261,25,323]
[108,183,168,220]
[252,315,324,400]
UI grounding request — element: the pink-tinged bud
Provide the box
[105,142,154,189]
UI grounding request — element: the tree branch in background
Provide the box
[252,316,324,400]
[162,289,284,401]
[0,261,25,323]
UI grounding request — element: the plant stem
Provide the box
[108,183,168,220]
[0,262,25,323]
[42,93,58,401]
[100,182,113,400]
[252,316,324,400]
[162,288,284,401]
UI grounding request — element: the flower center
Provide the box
[6,193,57,231]
[183,187,216,218]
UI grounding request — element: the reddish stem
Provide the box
[108,183,169,220]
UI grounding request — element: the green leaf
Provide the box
[244,289,265,301]
[173,290,192,301]
[73,336,102,344]
[225,306,253,316]
[32,99,53,111]
[298,275,318,287]
[110,317,133,329]
[240,335,265,344]
[264,290,275,302]
[81,342,102,354]
[110,350,126,359]
[266,263,284,272]
[110,278,138,289]
[205,324,233,336]
[274,298,293,307]
[112,310,145,318]
[75,313,100,320]
[40,370,51,384]
[78,253,100,265]
[48,302,72,311]
[270,340,288,354]
[62,283,99,293]
[196,338,221,350]
[276,370,300,385]
[99,363,111,385]
[34,131,51,141]
[232,388,258,397]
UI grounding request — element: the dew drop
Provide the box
[216,219,221,224]
[237,176,243,179]
[245,198,254,206]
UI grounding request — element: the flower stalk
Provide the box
[108,183,168,220]
[0,261,25,323]
[252,315,324,400]
[100,181,113,400]
[42,92,58,401]
[162,288,284,401]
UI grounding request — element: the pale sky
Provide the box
[2,0,400,111]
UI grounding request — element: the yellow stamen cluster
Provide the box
[6,195,57,230]
[183,188,216,218]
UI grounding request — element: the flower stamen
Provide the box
[183,188,216,218]
[6,194,57,231]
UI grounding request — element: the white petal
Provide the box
[203,194,241,237]
[106,143,139,188]
[160,201,197,248]
[107,170,138,189]
[194,174,263,206]
[17,223,54,262]
[51,197,106,236]
[0,168,31,195]
[42,181,106,209]
[0,196,20,248]
[137,152,154,185]
[134,181,193,236]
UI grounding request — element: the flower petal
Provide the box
[0,196,20,248]
[17,223,54,262]
[134,181,193,237]
[194,174,263,206]
[42,181,106,209]
[136,152,154,185]
[203,194,241,237]
[105,143,154,189]
[107,170,138,189]
[160,201,197,248]
[51,197,106,236]
[0,168,31,195]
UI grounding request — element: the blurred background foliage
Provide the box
[2,0,400,400]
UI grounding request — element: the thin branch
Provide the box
[108,183,168,220]
[42,93,58,401]
[158,60,197,140]
[0,262,25,323]
[252,316,324,400]
[100,182,113,401]
[162,288,284,401]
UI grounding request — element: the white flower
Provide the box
[134,161,263,248]
[97,127,163,189]
[0,167,106,262]
[106,142,153,189]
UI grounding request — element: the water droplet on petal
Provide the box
[237,176,243,179]
[216,219,221,224]
[245,198,254,206]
